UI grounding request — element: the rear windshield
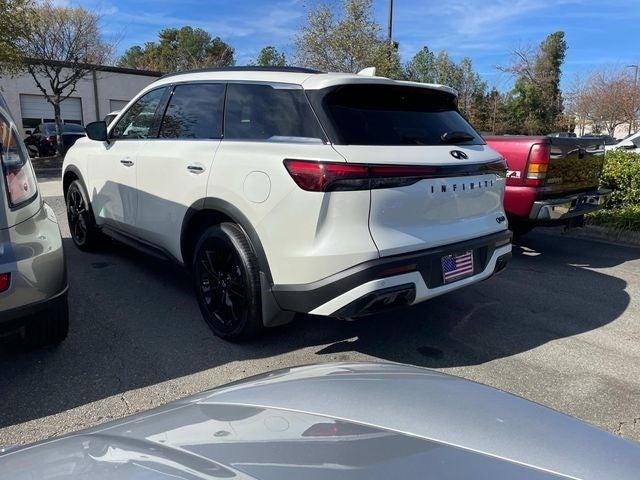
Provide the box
[318,84,484,146]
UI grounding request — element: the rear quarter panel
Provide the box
[207,141,379,285]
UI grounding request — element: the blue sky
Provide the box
[74,0,640,90]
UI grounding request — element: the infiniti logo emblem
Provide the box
[450,150,468,160]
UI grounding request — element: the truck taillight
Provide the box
[525,143,550,186]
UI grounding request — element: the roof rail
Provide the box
[159,66,324,80]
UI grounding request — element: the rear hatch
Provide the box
[310,83,507,257]
[543,137,605,195]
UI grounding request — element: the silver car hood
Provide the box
[1,362,638,479]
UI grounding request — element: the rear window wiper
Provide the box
[440,131,475,144]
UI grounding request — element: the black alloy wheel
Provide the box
[193,223,263,340]
[65,180,103,251]
[67,184,88,246]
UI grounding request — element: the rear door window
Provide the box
[316,84,484,146]
[224,83,326,143]
[159,84,225,139]
[0,115,37,208]
[111,88,166,139]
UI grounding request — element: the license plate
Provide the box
[441,250,474,284]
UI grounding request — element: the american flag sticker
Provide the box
[441,250,474,283]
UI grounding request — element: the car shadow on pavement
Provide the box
[0,230,636,431]
[320,231,636,367]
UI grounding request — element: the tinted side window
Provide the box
[159,84,225,139]
[224,84,325,142]
[111,88,165,139]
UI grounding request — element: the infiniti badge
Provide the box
[450,150,468,160]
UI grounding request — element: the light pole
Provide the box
[628,64,639,135]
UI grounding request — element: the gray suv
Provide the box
[0,94,68,348]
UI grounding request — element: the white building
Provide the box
[0,60,161,135]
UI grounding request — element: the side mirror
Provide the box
[85,121,108,142]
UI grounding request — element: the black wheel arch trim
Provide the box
[182,197,273,285]
[63,165,86,197]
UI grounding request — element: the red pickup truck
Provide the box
[485,136,611,237]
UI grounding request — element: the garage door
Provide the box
[109,99,129,113]
[20,94,83,129]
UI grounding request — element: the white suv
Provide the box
[63,67,512,340]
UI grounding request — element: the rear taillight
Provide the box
[283,159,507,192]
[525,143,550,186]
[0,273,10,293]
[283,159,369,192]
[46,135,57,143]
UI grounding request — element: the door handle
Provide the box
[120,159,134,167]
[187,165,205,173]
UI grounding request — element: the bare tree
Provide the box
[589,70,637,136]
[16,0,113,155]
[566,72,595,136]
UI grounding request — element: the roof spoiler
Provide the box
[357,67,377,76]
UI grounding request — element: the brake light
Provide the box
[0,273,10,292]
[525,143,550,186]
[283,159,507,192]
[283,160,368,192]
[1,129,38,207]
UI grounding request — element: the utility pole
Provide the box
[387,0,394,41]
[387,0,394,63]
[628,64,639,135]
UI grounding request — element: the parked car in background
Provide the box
[548,132,577,138]
[605,131,640,151]
[581,134,617,146]
[103,110,120,126]
[0,94,68,348]
[63,66,512,340]
[1,362,638,480]
[485,135,611,237]
[24,122,85,157]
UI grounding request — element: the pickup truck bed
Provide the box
[484,136,610,235]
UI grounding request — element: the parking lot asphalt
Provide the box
[1,178,639,447]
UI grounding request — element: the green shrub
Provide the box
[587,205,640,232]
[599,150,640,208]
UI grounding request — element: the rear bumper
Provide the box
[0,202,67,324]
[528,188,611,222]
[272,230,512,317]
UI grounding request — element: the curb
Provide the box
[537,225,640,248]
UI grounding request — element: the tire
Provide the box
[192,223,263,340]
[66,180,104,251]
[510,221,534,240]
[22,294,69,349]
